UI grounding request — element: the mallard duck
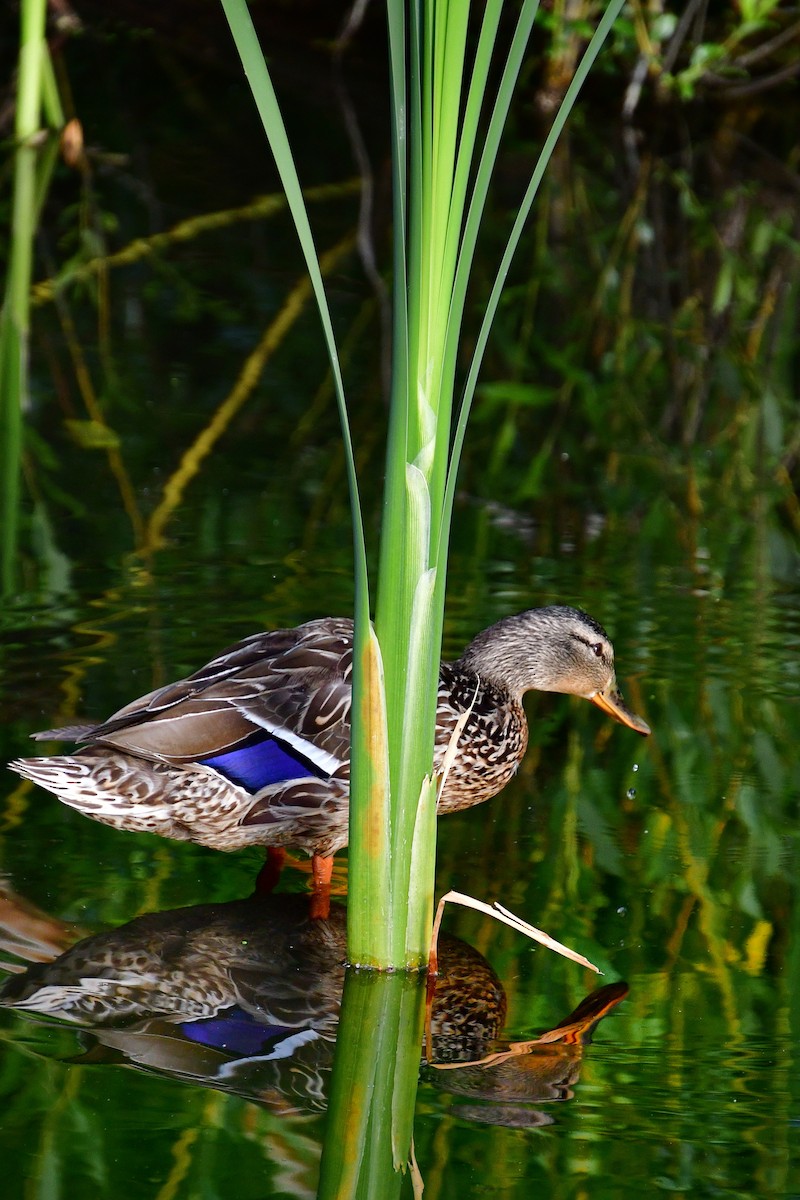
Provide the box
[10,607,650,892]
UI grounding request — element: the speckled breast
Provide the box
[434,665,528,815]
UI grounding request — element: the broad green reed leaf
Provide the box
[406,773,438,960]
[348,626,392,966]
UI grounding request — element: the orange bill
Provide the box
[590,682,651,736]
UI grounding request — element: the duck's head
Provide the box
[458,606,651,736]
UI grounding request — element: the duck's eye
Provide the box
[592,643,604,658]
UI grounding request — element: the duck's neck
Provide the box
[453,613,537,700]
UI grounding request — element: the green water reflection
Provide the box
[2,507,798,1197]
[2,5,800,1198]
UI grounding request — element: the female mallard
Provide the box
[10,607,649,892]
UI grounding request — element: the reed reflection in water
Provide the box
[0,890,626,1126]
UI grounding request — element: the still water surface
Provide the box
[2,506,798,1198]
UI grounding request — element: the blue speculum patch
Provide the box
[200,734,323,791]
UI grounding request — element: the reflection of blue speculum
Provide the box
[0,894,627,1123]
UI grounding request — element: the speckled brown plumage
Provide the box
[10,607,650,872]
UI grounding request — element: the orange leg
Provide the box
[253,846,287,896]
[309,853,334,920]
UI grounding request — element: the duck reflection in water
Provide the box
[425,979,628,1128]
[0,893,627,1124]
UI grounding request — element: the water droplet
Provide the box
[627,787,636,799]
[632,763,639,773]
[616,906,627,916]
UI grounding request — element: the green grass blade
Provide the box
[432,0,538,529]
[443,0,538,369]
[423,0,471,526]
[440,0,505,320]
[431,1,469,306]
[1,0,50,592]
[220,0,368,601]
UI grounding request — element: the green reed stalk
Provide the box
[369,0,625,969]
[221,0,624,971]
[1,0,52,591]
[370,0,539,968]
